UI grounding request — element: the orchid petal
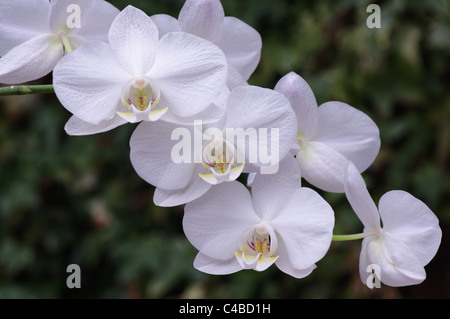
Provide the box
[150,14,181,39]
[344,162,381,231]
[183,181,260,260]
[49,0,119,41]
[275,245,317,279]
[161,86,229,126]
[0,34,63,84]
[378,190,442,266]
[224,86,297,168]
[226,65,249,89]
[194,253,242,275]
[108,6,158,76]
[0,0,50,56]
[313,101,380,172]
[274,72,318,140]
[251,156,301,221]
[296,141,349,193]
[178,0,224,43]
[219,16,262,81]
[148,31,227,118]
[271,187,334,271]
[360,234,426,287]
[64,114,126,136]
[130,121,196,190]
[153,170,212,207]
[53,41,130,124]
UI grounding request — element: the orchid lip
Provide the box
[198,137,245,185]
[119,77,165,123]
[235,223,279,271]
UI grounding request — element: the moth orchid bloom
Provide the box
[53,5,228,135]
[345,163,442,287]
[183,157,335,277]
[0,0,119,84]
[275,72,381,193]
[151,0,262,89]
[130,85,297,207]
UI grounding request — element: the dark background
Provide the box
[0,0,448,298]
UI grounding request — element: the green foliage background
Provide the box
[0,0,449,298]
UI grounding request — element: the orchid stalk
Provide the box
[0,85,54,96]
[332,232,377,242]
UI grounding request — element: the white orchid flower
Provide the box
[151,0,262,89]
[53,5,228,135]
[130,85,297,207]
[345,162,442,287]
[0,0,119,84]
[183,157,335,277]
[275,71,381,193]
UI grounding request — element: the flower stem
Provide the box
[332,232,376,241]
[0,85,54,96]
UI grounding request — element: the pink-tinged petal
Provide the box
[296,141,349,193]
[378,190,442,266]
[130,121,196,190]
[224,85,297,168]
[148,31,227,118]
[313,101,380,172]
[183,182,260,260]
[274,72,318,140]
[219,16,262,81]
[49,0,119,41]
[53,41,130,124]
[178,0,224,43]
[64,114,126,136]
[150,14,181,39]
[194,253,242,275]
[108,6,158,76]
[153,170,212,207]
[0,0,50,56]
[0,35,63,84]
[271,188,334,271]
[360,234,426,287]
[251,156,301,221]
[344,162,381,231]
